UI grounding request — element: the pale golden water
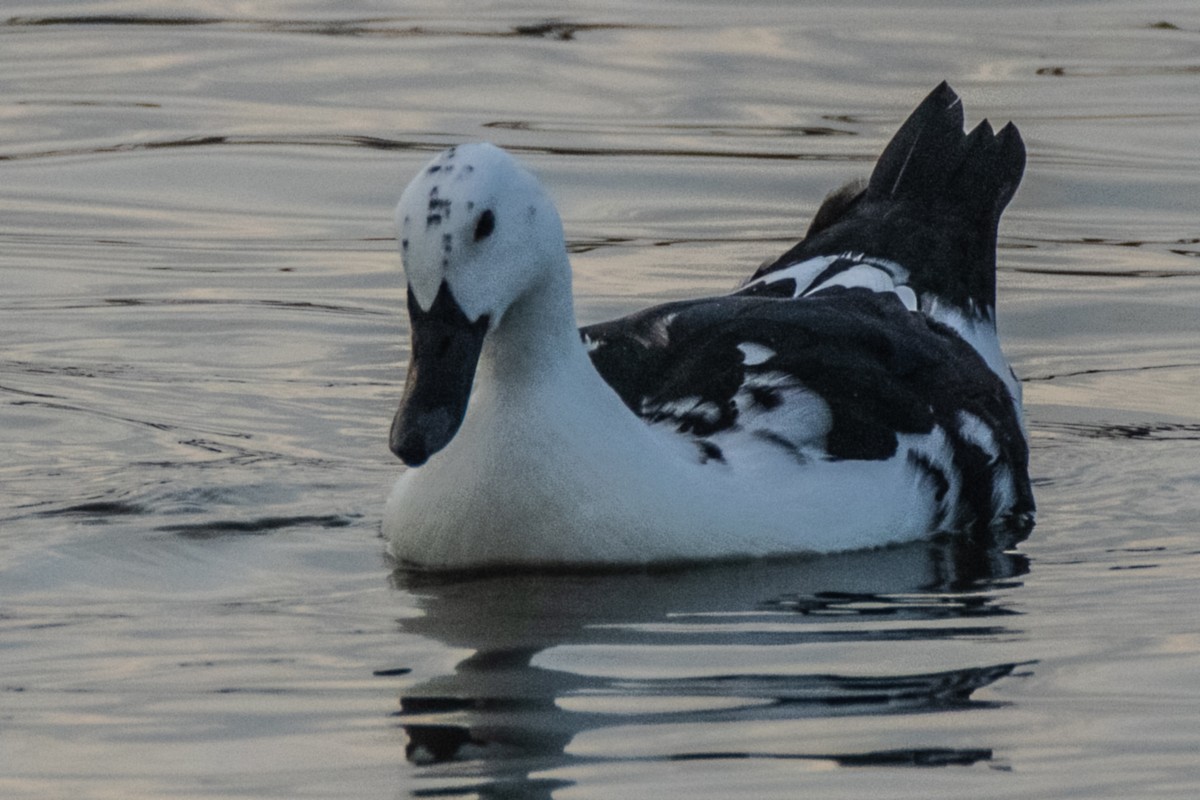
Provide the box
[2,2,1200,798]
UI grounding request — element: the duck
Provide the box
[383,82,1034,571]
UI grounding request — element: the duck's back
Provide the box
[582,83,1034,542]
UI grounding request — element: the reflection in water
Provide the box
[391,539,1029,797]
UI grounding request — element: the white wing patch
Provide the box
[955,410,1000,462]
[744,253,913,306]
[737,342,776,366]
[813,263,898,294]
[894,284,918,311]
[748,256,841,296]
[735,377,832,451]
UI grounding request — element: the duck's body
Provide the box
[384,83,1034,571]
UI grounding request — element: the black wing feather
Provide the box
[584,288,1009,461]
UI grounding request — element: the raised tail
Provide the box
[751,82,1026,318]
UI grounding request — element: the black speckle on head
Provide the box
[426,214,442,227]
[401,238,409,251]
[526,204,537,221]
[464,164,474,174]
[466,201,475,211]
[427,165,441,174]
[697,439,725,465]
[473,209,496,242]
[428,186,451,221]
[446,147,457,159]
[442,233,453,254]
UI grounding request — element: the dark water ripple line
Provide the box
[33,497,361,537]
[5,397,312,458]
[1019,235,1200,249]
[402,744,996,777]
[592,661,1033,710]
[1,361,394,395]
[0,297,386,317]
[667,747,996,767]
[14,98,162,109]
[604,625,1012,646]
[0,133,877,165]
[0,231,398,254]
[127,445,368,472]
[507,143,876,163]
[484,119,857,137]
[1010,265,1200,279]
[2,15,668,41]
[9,397,183,434]
[157,513,358,537]
[0,134,383,163]
[1037,64,1200,79]
[1035,419,1200,442]
[1024,361,1200,383]
[0,381,62,400]
[42,499,148,517]
[1010,235,1200,266]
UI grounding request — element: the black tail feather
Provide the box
[868,82,967,203]
[758,82,1026,315]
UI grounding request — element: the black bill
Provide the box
[390,282,490,467]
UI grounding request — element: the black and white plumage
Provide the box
[385,83,1034,570]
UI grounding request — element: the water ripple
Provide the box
[158,514,357,537]
[3,15,668,40]
[0,132,874,165]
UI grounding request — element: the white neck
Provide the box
[476,253,585,389]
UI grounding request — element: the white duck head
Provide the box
[390,144,570,467]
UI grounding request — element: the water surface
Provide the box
[3,2,1200,798]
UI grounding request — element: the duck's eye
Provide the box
[473,209,496,242]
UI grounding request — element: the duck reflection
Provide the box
[390,538,1030,797]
